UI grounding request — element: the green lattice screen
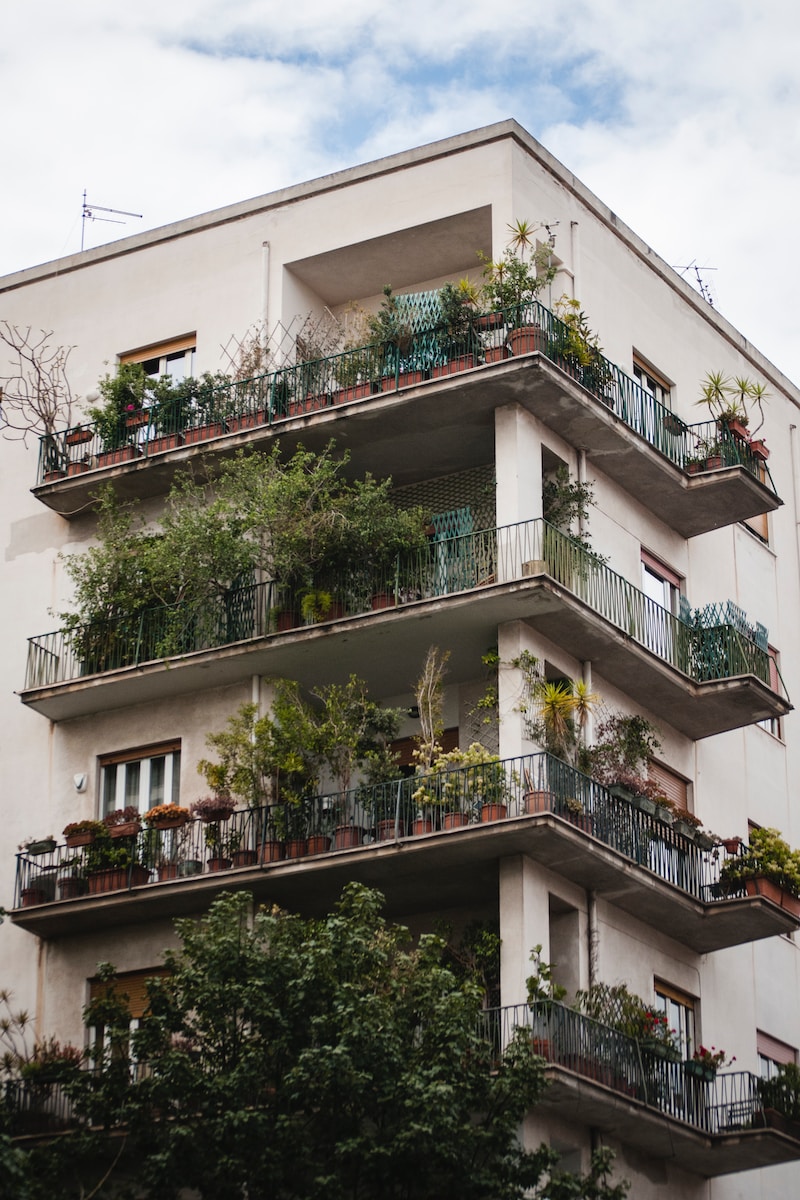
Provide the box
[394,464,495,530]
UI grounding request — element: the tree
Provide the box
[0,323,75,443]
[3,886,629,1200]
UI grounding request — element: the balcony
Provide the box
[12,753,797,948]
[21,521,789,734]
[33,301,780,538]
[491,1003,800,1176]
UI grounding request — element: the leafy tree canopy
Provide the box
[4,886,629,1200]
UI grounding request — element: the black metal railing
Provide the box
[14,752,741,910]
[486,1003,785,1137]
[36,299,777,496]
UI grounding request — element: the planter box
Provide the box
[97,446,139,468]
[484,345,510,363]
[87,865,149,894]
[157,865,179,881]
[339,383,372,402]
[431,355,476,378]
[67,461,91,476]
[745,876,785,906]
[147,433,183,453]
[381,371,426,392]
[124,411,149,428]
[375,818,400,841]
[750,439,770,460]
[65,428,94,446]
[412,816,434,835]
[148,814,190,831]
[259,840,284,863]
[481,803,508,823]
[306,835,331,856]
[43,469,67,482]
[24,839,57,856]
[65,831,96,848]
[184,423,224,444]
[226,411,267,431]
[108,821,142,839]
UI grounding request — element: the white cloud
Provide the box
[2,0,799,379]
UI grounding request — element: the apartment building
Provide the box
[2,119,800,1195]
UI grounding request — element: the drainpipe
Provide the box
[588,889,599,989]
[261,241,270,361]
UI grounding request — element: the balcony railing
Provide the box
[36,299,777,495]
[13,752,743,909]
[24,521,781,700]
[487,1002,796,1142]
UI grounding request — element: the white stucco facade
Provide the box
[2,119,800,1195]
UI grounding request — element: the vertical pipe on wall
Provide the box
[588,889,599,988]
[261,241,270,361]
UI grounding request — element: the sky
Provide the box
[2,0,798,380]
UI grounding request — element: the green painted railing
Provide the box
[36,299,777,495]
[24,521,781,697]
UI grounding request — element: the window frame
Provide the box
[119,334,196,383]
[99,741,181,817]
[654,980,696,1059]
[633,355,672,409]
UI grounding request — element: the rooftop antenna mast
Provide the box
[674,259,717,307]
[81,190,143,251]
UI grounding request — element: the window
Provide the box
[120,334,196,382]
[100,742,181,817]
[758,1030,796,1079]
[88,967,167,1069]
[759,647,783,738]
[648,761,689,811]
[633,356,672,408]
[641,550,682,616]
[654,981,695,1058]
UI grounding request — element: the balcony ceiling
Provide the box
[33,357,780,537]
[285,206,493,306]
[12,812,796,951]
[540,1071,800,1176]
[20,577,790,738]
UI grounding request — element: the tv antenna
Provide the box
[81,190,143,251]
[674,260,717,307]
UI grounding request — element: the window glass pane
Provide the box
[165,350,188,382]
[124,761,141,808]
[171,751,182,804]
[101,764,117,816]
[140,356,161,378]
[149,756,165,807]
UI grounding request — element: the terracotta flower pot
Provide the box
[481,802,507,823]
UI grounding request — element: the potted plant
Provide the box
[85,829,149,892]
[758,1062,800,1136]
[366,285,421,389]
[143,804,191,831]
[478,219,558,356]
[103,805,142,839]
[18,835,57,856]
[719,826,800,915]
[432,280,479,376]
[685,1044,735,1082]
[585,712,663,808]
[62,819,105,848]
